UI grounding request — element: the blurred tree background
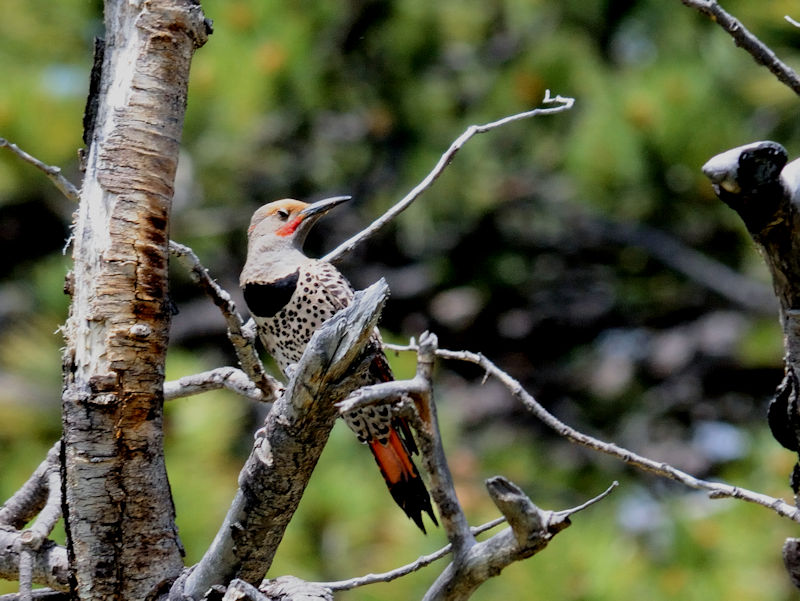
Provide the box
[1,0,799,598]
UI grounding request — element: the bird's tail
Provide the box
[368,425,438,533]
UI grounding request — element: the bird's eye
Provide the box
[276,209,290,221]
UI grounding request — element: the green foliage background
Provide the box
[1,0,800,599]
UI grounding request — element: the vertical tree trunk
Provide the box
[61,1,208,599]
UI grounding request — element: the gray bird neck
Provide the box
[241,238,312,285]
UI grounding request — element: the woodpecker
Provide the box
[240,196,437,533]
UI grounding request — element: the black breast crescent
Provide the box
[243,269,300,318]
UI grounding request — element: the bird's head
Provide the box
[247,195,351,249]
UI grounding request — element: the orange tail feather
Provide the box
[368,428,438,533]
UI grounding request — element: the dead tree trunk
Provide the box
[703,141,800,589]
[60,1,208,599]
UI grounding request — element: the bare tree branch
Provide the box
[702,141,800,587]
[26,470,62,543]
[416,335,477,557]
[17,551,32,601]
[421,476,580,601]
[180,281,391,599]
[701,142,800,466]
[339,334,616,600]
[0,138,80,202]
[0,530,68,592]
[322,90,575,264]
[339,332,475,556]
[0,590,68,601]
[679,0,800,96]
[0,444,63,599]
[0,443,60,530]
[164,366,270,402]
[317,486,617,594]
[386,342,800,523]
[17,466,63,600]
[318,517,506,591]
[170,241,282,403]
[259,576,333,601]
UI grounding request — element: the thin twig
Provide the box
[17,549,33,601]
[554,481,618,520]
[169,241,281,403]
[318,517,506,591]
[322,91,575,264]
[385,342,800,523]
[680,0,800,96]
[0,138,80,202]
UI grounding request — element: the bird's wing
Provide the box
[306,259,355,312]
[311,262,436,531]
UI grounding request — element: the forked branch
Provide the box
[317,517,506,591]
[170,241,282,403]
[386,341,800,523]
[0,443,68,595]
[179,281,390,599]
[338,334,614,600]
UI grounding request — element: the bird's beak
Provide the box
[287,195,351,246]
[299,195,352,219]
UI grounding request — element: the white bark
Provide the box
[60,1,209,599]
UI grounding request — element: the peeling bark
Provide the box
[61,1,209,599]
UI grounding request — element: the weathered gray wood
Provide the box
[0,590,69,601]
[703,141,800,589]
[0,531,68,592]
[0,443,60,530]
[260,576,333,601]
[422,477,570,601]
[182,281,389,600]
